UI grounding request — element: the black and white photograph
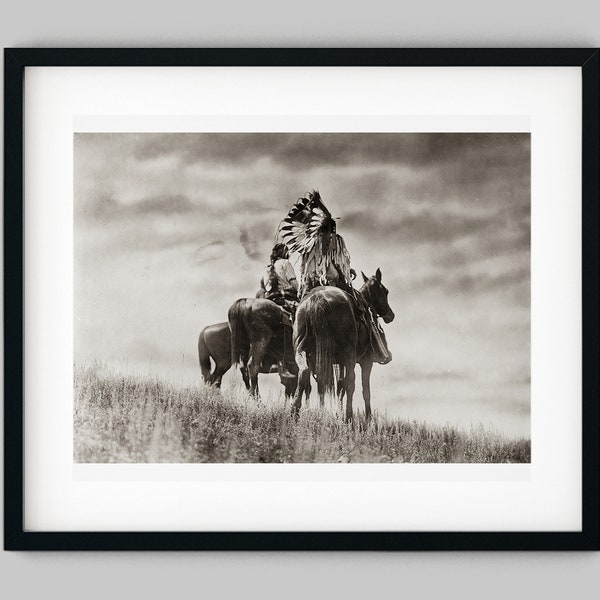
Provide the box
[73,131,531,463]
[4,3,599,594]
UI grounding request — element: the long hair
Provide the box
[266,243,289,295]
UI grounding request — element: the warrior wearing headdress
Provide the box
[277,191,354,298]
[277,190,391,364]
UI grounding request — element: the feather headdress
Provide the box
[278,191,352,296]
[278,190,336,254]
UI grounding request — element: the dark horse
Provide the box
[228,298,298,397]
[198,321,297,395]
[292,268,394,421]
[198,322,232,387]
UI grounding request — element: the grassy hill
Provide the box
[74,365,530,463]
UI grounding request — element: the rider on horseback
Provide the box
[253,242,299,380]
[257,242,299,317]
[278,190,391,365]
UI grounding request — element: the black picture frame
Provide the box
[4,48,599,551]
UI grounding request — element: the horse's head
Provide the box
[360,268,395,324]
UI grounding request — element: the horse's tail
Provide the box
[299,294,335,394]
[198,328,212,383]
[228,299,249,367]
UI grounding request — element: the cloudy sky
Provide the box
[74,132,530,436]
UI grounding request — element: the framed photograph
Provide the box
[4,48,598,550]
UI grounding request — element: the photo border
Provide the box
[4,48,599,551]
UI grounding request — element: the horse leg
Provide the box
[248,335,271,398]
[359,359,373,420]
[277,364,298,399]
[286,359,299,399]
[240,364,250,390]
[337,365,346,411]
[283,377,296,398]
[292,350,310,417]
[344,360,356,423]
[293,369,310,417]
[212,364,230,389]
[317,378,326,408]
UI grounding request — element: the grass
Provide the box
[74,364,531,463]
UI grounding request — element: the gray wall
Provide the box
[2,1,598,597]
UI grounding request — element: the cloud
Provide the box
[391,365,470,382]
[127,194,196,214]
[197,240,225,251]
[78,193,199,221]
[239,226,264,262]
[396,254,530,297]
[442,266,530,294]
[129,132,530,171]
[343,206,494,245]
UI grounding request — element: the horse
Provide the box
[228,298,298,398]
[292,268,394,421]
[198,320,297,395]
[198,322,233,387]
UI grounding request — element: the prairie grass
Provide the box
[74,365,530,463]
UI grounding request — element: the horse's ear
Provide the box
[375,268,382,281]
[361,271,368,283]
